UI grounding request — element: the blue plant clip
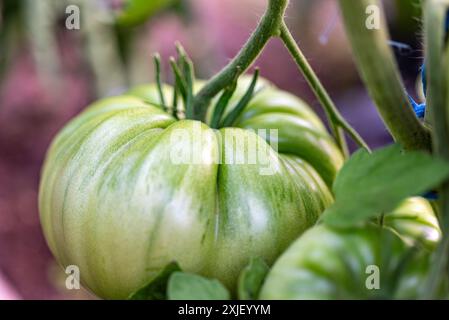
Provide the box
[408,96,426,119]
[406,12,449,200]
[407,11,449,121]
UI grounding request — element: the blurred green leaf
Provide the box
[128,262,181,300]
[168,272,230,300]
[117,0,177,27]
[323,144,449,227]
[237,258,269,300]
[394,0,422,33]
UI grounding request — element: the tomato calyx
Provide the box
[218,69,259,129]
[152,43,261,129]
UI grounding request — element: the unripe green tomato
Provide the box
[384,197,441,249]
[114,0,175,27]
[39,77,343,299]
[259,199,439,300]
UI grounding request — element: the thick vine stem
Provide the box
[279,22,370,155]
[191,0,289,121]
[338,0,431,152]
[421,0,449,299]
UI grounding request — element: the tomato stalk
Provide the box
[421,0,449,299]
[191,0,368,157]
[279,22,369,155]
[191,0,288,121]
[338,0,431,152]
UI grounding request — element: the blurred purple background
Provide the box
[0,0,423,299]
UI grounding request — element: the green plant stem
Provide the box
[191,0,288,121]
[279,22,369,155]
[82,0,127,97]
[421,0,449,299]
[26,0,63,95]
[191,0,367,158]
[338,0,431,152]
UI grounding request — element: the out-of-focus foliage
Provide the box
[394,0,422,34]
[0,0,24,82]
[115,0,178,27]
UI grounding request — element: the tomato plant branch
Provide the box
[422,0,449,299]
[191,0,368,157]
[191,0,288,121]
[279,22,369,155]
[338,0,432,152]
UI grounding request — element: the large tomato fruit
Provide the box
[259,198,440,300]
[38,77,343,299]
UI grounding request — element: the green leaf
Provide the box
[128,262,181,300]
[237,258,269,300]
[323,144,449,227]
[167,272,230,300]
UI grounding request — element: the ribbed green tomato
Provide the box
[259,198,439,300]
[38,77,343,299]
[384,197,441,249]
